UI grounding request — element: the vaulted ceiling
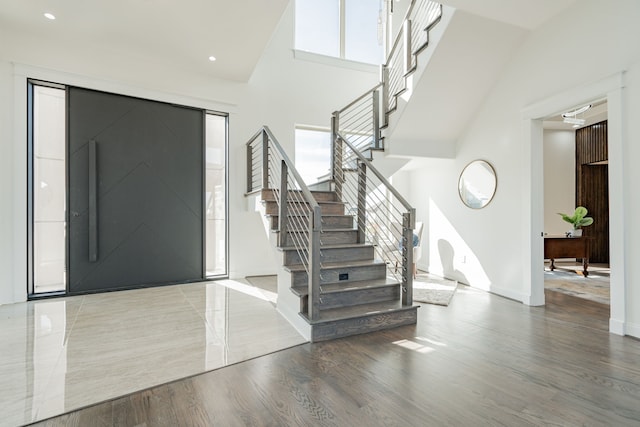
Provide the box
[0,0,578,84]
[0,0,289,82]
[439,0,578,30]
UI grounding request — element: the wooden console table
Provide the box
[544,236,591,276]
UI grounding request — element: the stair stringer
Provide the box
[381,4,456,157]
[249,191,312,341]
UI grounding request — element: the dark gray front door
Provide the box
[68,87,203,294]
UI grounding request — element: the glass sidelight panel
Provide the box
[30,84,66,294]
[205,113,227,277]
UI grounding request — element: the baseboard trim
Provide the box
[489,285,527,305]
[614,318,634,337]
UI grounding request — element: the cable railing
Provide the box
[332,131,416,305]
[245,1,443,315]
[325,0,443,305]
[333,1,442,157]
[333,84,382,155]
[382,0,442,115]
[246,127,322,320]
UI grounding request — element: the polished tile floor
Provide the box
[0,278,306,427]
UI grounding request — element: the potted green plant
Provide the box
[557,206,593,237]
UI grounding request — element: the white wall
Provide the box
[623,63,640,336]
[543,129,575,236]
[229,2,379,278]
[0,2,378,304]
[0,61,15,304]
[400,0,640,335]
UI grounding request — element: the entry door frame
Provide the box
[19,65,233,301]
[521,72,627,335]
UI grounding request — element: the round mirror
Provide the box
[458,160,497,209]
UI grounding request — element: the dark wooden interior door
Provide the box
[578,164,609,264]
[67,87,204,294]
[576,121,609,264]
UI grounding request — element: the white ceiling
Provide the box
[438,0,578,30]
[0,0,289,82]
[0,0,580,84]
[389,9,528,147]
[385,0,588,159]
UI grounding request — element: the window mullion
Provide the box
[339,0,346,59]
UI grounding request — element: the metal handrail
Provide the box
[333,0,443,155]
[337,83,382,115]
[333,131,416,305]
[325,0,442,306]
[246,126,322,320]
[338,133,412,212]
[382,0,442,115]
[263,127,320,208]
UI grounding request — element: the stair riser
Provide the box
[261,189,336,202]
[291,264,386,287]
[310,307,418,342]
[270,215,353,231]
[319,285,400,310]
[264,201,344,216]
[283,246,374,266]
[281,230,358,247]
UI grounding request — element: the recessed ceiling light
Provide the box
[208,56,217,62]
[44,12,56,20]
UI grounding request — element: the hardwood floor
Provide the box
[28,286,640,427]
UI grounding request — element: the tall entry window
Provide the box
[205,113,227,277]
[28,84,67,294]
[28,80,228,296]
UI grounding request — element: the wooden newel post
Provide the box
[403,19,412,75]
[357,161,367,243]
[262,129,269,189]
[381,66,389,125]
[278,160,289,247]
[309,205,322,320]
[372,89,381,150]
[331,113,343,202]
[402,210,415,306]
[246,143,253,193]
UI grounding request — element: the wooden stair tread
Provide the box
[267,213,352,218]
[291,278,399,297]
[300,300,419,324]
[279,242,374,251]
[283,259,385,273]
[256,187,418,341]
[263,200,345,206]
[261,188,336,202]
[280,228,356,233]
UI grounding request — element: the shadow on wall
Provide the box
[438,239,469,285]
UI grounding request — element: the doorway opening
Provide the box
[542,101,610,312]
[524,72,625,335]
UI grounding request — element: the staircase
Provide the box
[245,0,446,342]
[260,189,417,342]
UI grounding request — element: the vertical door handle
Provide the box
[88,140,98,262]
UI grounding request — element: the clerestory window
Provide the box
[295,0,385,65]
